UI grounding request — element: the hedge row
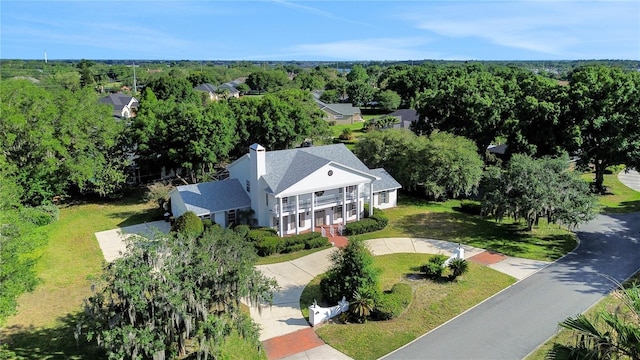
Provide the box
[373,283,413,320]
[344,208,388,236]
[255,231,330,257]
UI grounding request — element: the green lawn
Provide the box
[583,171,640,213]
[302,253,515,360]
[0,192,160,359]
[351,195,576,262]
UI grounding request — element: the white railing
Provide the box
[338,223,343,235]
[321,227,326,237]
[329,225,335,237]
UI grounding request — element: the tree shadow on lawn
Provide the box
[603,199,640,214]
[0,312,105,360]
[111,210,163,228]
[395,212,574,260]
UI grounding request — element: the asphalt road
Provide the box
[383,212,640,360]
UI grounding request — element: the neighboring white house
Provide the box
[170,143,401,237]
[98,93,138,119]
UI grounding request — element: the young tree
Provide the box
[320,240,380,304]
[81,227,277,359]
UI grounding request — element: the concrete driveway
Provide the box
[95,220,171,262]
[383,212,640,359]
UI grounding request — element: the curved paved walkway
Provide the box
[252,238,550,359]
[619,169,640,192]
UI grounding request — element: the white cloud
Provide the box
[284,37,441,61]
[408,1,640,58]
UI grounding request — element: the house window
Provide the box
[335,114,343,119]
[265,193,269,205]
[347,185,357,195]
[379,191,388,205]
[282,197,288,205]
[246,180,250,193]
[349,203,357,217]
[299,212,306,227]
[335,206,343,219]
[227,210,236,225]
[288,215,296,230]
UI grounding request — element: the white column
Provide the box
[311,192,315,233]
[278,197,284,237]
[342,186,347,225]
[369,183,374,217]
[295,194,300,235]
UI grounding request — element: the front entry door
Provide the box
[314,210,325,226]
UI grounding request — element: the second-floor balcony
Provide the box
[270,190,369,215]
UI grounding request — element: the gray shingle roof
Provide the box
[176,179,251,216]
[386,109,419,123]
[262,143,387,195]
[370,168,402,192]
[315,100,361,116]
[194,83,217,93]
[98,93,138,118]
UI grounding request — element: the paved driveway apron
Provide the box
[383,212,640,360]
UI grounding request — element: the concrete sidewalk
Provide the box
[619,169,640,192]
[254,238,551,360]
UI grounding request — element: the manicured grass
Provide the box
[583,172,640,213]
[0,191,160,359]
[351,195,576,262]
[302,253,515,360]
[329,122,367,137]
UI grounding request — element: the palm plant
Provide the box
[350,290,376,323]
[448,258,469,280]
[548,284,640,360]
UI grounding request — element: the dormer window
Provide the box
[246,180,250,192]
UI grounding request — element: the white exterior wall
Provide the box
[374,189,399,209]
[213,212,226,227]
[279,164,373,197]
[170,190,188,218]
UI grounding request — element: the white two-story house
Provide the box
[169,143,401,237]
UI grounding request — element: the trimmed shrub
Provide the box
[373,283,413,320]
[420,254,448,279]
[305,236,330,249]
[171,211,204,238]
[283,243,306,253]
[256,237,282,256]
[248,228,277,243]
[233,224,250,239]
[344,208,388,235]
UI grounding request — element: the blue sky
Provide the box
[2,1,639,61]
